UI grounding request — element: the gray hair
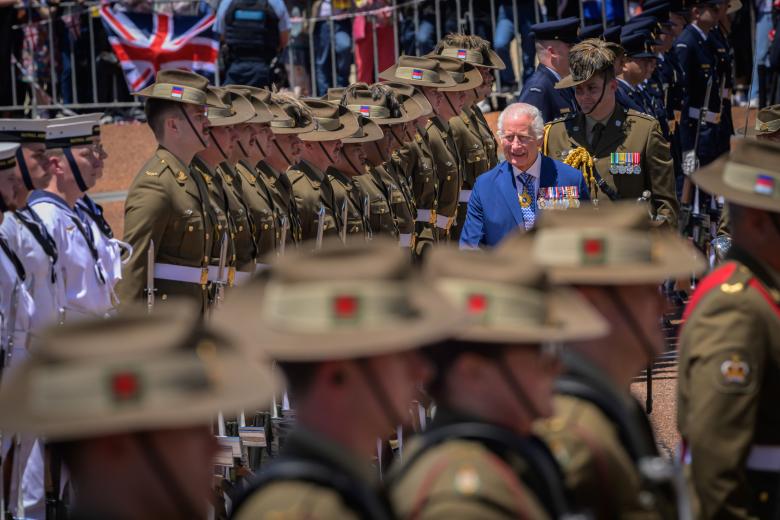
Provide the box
[497,103,545,139]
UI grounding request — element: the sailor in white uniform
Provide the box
[31,115,115,320]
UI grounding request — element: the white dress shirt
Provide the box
[511,153,542,197]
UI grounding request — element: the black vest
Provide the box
[224,0,279,57]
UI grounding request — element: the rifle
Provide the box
[278,215,288,257]
[214,232,229,310]
[339,199,348,245]
[315,204,326,251]
[363,194,373,241]
[145,240,156,314]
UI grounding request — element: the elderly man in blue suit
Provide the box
[460,103,589,249]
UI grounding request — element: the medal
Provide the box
[538,197,547,209]
[518,191,532,208]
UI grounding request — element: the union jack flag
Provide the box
[100,5,219,93]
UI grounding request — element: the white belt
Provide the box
[746,445,780,472]
[722,88,730,99]
[435,214,451,229]
[688,107,720,124]
[458,189,472,203]
[254,263,270,274]
[154,263,252,285]
[416,209,433,223]
[399,233,412,247]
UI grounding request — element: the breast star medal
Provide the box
[518,191,532,208]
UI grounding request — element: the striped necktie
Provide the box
[517,173,536,230]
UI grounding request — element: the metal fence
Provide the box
[1,0,552,116]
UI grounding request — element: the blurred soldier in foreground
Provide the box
[224,240,462,519]
[502,204,705,519]
[0,303,278,519]
[678,139,780,519]
[389,246,608,519]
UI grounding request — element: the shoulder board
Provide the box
[675,42,688,48]
[529,87,543,93]
[626,109,656,122]
[548,112,575,125]
[459,112,471,125]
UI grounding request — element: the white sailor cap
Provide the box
[0,119,49,143]
[0,142,21,170]
[46,114,101,149]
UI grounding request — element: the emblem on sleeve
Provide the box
[720,354,750,385]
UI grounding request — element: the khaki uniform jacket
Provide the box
[537,353,676,519]
[256,160,304,247]
[678,247,780,520]
[426,116,463,225]
[353,167,399,238]
[451,110,491,191]
[389,408,551,520]
[288,160,340,242]
[117,147,215,311]
[470,106,500,168]
[378,160,415,237]
[234,160,278,256]
[326,167,368,241]
[217,161,258,271]
[232,428,383,520]
[543,106,679,227]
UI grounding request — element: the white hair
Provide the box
[497,102,545,139]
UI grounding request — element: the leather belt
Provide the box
[458,189,472,203]
[688,107,721,124]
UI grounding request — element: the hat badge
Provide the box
[457,49,468,60]
[110,370,141,403]
[359,105,371,117]
[754,174,775,196]
[466,293,488,315]
[333,294,360,322]
[411,69,424,81]
[170,86,184,99]
[581,237,606,265]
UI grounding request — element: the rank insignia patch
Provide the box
[454,466,480,495]
[720,354,750,385]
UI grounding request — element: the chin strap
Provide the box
[603,288,660,363]
[237,139,249,159]
[211,132,229,160]
[272,140,291,166]
[134,432,202,519]
[178,104,207,149]
[15,148,34,190]
[444,93,459,119]
[253,136,266,160]
[0,193,8,212]
[355,359,404,432]
[494,355,544,423]
[63,147,89,193]
[389,127,406,148]
[318,142,335,165]
[583,77,609,116]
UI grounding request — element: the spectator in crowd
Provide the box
[750,0,772,106]
[495,0,537,91]
[354,0,395,84]
[214,0,290,88]
[312,0,353,96]
[459,103,588,249]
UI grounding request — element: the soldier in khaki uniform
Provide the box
[431,34,506,240]
[500,204,705,519]
[0,302,278,519]
[117,70,219,312]
[380,57,457,256]
[388,246,609,519]
[678,138,780,519]
[543,38,679,228]
[218,240,463,520]
[191,87,257,283]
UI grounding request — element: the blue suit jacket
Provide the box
[517,65,577,123]
[459,157,590,248]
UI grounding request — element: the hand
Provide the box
[682,150,699,177]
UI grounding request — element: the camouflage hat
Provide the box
[0,302,280,440]
[433,33,506,70]
[693,138,780,213]
[379,55,457,88]
[268,92,316,135]
[206,87,255,127]
[555,38,616,89]
[298,99,361,142]
[755,104,780,136]
[425,55,484,92]
[425,247,608,344]
[214,239,465,362]
[134,69,217,106]
[499,204,706,284]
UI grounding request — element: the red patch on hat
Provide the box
[333,295,359,320]
[582,237,606,264]
[467,293,488,314]
[111,371,140,402]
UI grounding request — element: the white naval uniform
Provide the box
[0,228,42,520]
[76,195,131,290]
[1,208,67,330]
[27,190,114,320]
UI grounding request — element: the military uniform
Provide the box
[234,159,278,256]
[255,160,303,248]
[538,352,677,519]
[470,107,500,168]
[519,64,578,123]
[353,167,399,238]
[379,158,416,245]
[288,160,340,242]
[678,138,780,519]
[117,70,217,311]
[543,105,679,227]
[326,167,368,240]
[449,110,490,241]
[425,117,463,240]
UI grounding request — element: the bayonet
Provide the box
[215,232,229,309]
[4,282,18,372]
[278,215,288,257]
[362,194,373,241]
[145,239,156,314]
[339,199,348,244]
[315,204,326,250]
